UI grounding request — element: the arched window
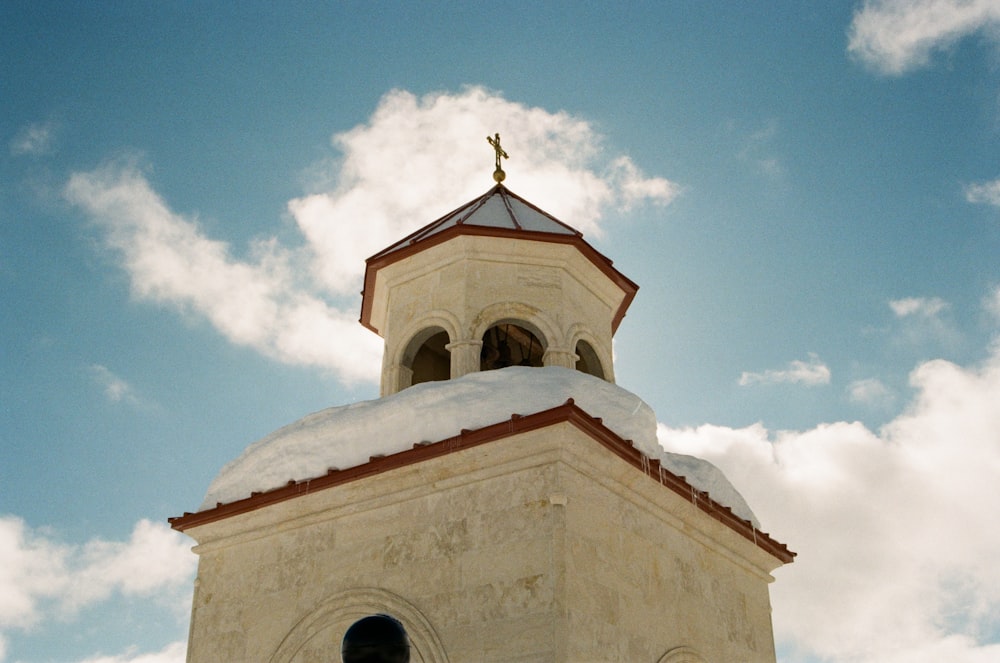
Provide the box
[480,323,544,371]
[574,340,605,379]
[406,329,450,387]
[656,646,707,663]
[270,587,448,663]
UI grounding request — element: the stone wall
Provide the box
[183,422,780,662]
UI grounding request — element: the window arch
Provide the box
[656,646,707,663]
[480,322,544,371]
[574,339,606,379]
[269,587,448,663]
[404,327,451,387]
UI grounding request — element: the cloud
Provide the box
[67,88,679,385]
[889,296,962,349]
[9,121,57,157]
[890,295,949,317]
[0,517,67,630]
[738,353,831,386]
[77,642,187,663]
[847,377,896,407]
[65,161,383,385]
[659,331,1000,661]
[848,0,1000,75]
[89,364,140,405]
[291,86,679,296]
[0,517,195,657]
[965,178,1000,207]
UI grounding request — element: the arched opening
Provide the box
[270,587,447,663]
[406,329,450,387]
[574,340,605,379]
[480,323,544,371]
[656,647,707,663]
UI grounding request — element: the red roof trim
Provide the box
[359,185,637,335]
[169,401,794,564]
[360,225,638,335]
[365,185,583,264]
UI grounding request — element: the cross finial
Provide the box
[487,133,509,183]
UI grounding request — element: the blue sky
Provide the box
[2,1,1000,661]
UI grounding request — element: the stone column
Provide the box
[447,339,484,379]
[543,346,578,369]
[381,364,413,397]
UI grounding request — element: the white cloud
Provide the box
[0,517,67,630]
[0,517,195,657]
[738,353,831,386]
[76,640,186,663]
[60,520,195,613]
[89,364,140,405]
[659,340,1000,661]
[890,295,949,317]
[65,161,383,385]
[292,86,678,296]
[605,155,682,209]
[848,0,1000,75]
[965,178,1000,207]
[889,296,962,349]
[9,121,57,157]
[847,376,896,407]
[67,88,679,386]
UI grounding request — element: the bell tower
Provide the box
[172,136,793,663]
[361,140,637,396]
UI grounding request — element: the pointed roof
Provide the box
[361,184,638,333]
[369,184,580,261]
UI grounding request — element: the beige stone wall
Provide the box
[183,423,780,663]
[369,236,624,394]
[561,460,778,663]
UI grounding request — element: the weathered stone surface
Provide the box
[369,235,624,394]
[183,423,781,662]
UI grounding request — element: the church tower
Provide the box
[361,179,636,396]
[171,137,793,663]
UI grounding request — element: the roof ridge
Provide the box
[499,186,583,238]
[498,186,522,230]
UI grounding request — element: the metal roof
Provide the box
[368,184,581,262]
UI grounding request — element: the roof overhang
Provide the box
[169,399,794,566]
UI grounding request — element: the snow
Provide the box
[200,367,758,525]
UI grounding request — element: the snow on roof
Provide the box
[199,367,759,527]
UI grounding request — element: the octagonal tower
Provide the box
[361,184,638,396]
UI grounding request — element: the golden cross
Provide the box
[487,133,509,183]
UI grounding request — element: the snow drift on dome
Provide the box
[200,367,759,525]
